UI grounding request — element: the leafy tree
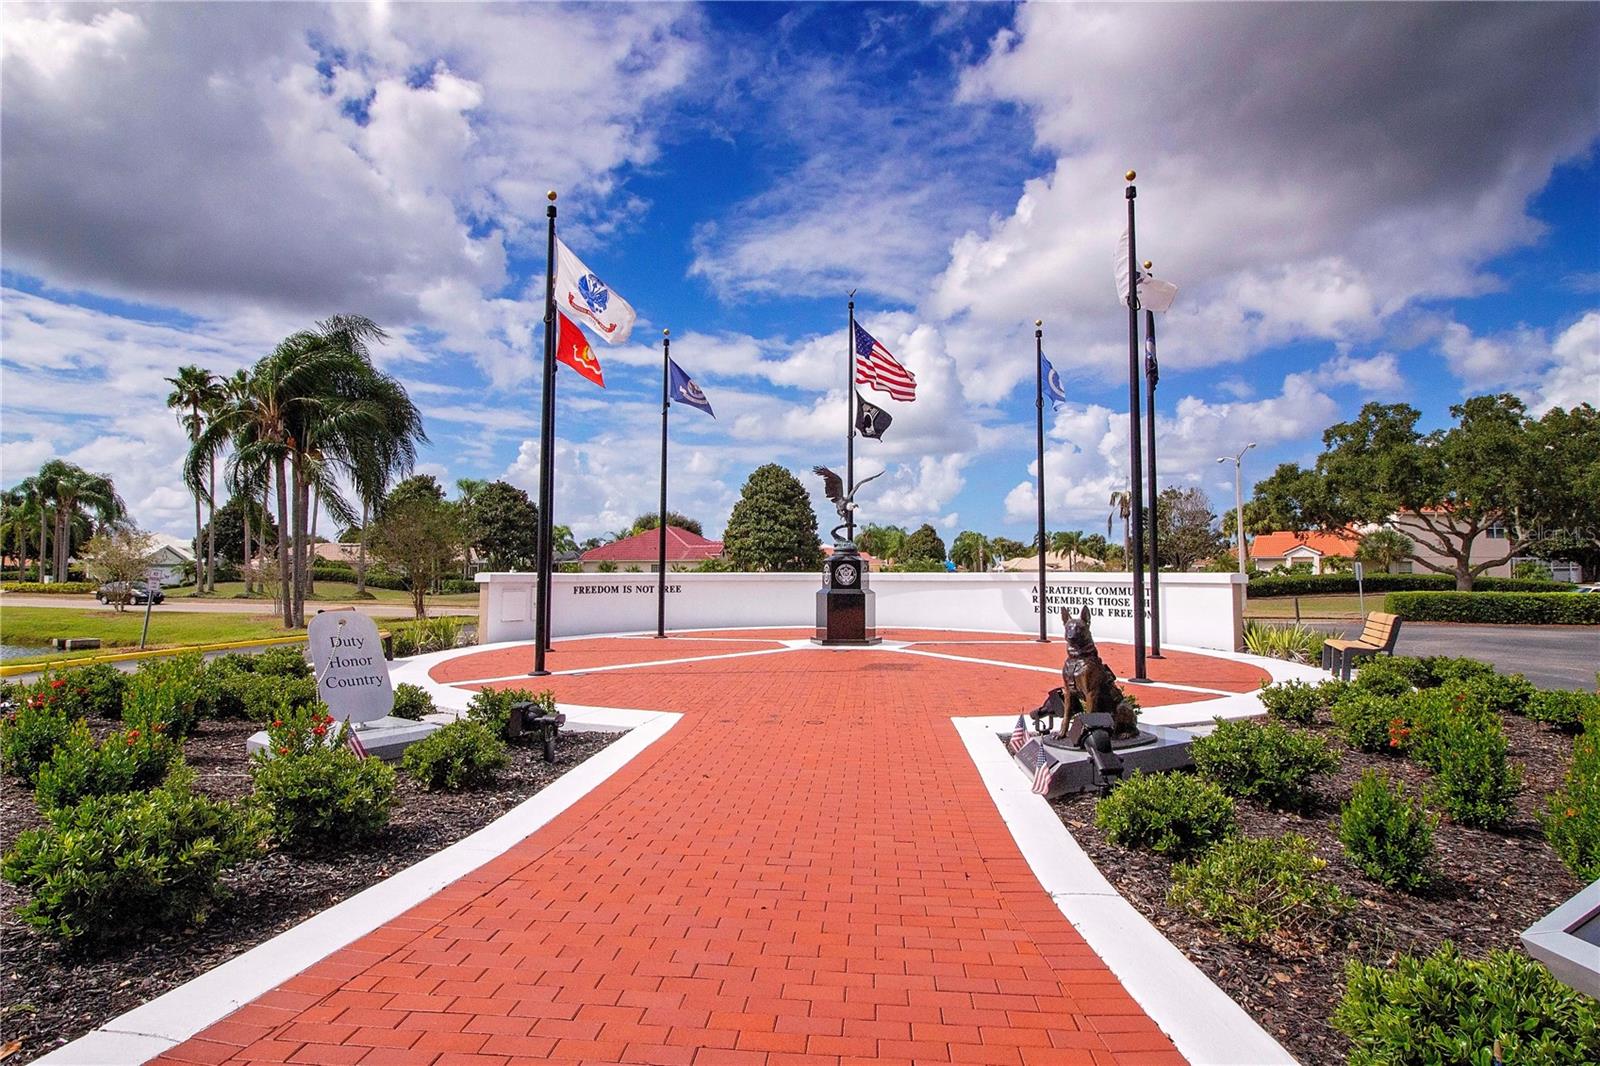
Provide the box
[950,531,992,572]
[465,480,539,571]
[629,511,703,537]
[81,528,157,611]
[857,523,908,561]
[1080,533,1109,560]
[901,523,946,563]
[1252,396,1588,590]
[989,536,1028,560]
[381,475,445,514]
[199,495,277,567]
[1154,487,1226,571]
[722,464,823,572]
[1530,403,1600,581]
[369,490,461,619]
[1356,529,1414,574]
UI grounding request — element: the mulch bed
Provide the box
[1040,710,1583,1066]
[0,714,621,1065]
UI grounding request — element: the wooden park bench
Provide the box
[1322,611,1402,680]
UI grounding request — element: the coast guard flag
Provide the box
[1043,356,1068,409]
[1115,226,1179,312]
[554,238,636,343]
[852,321,917,401]
[555,311,605,388]
[667,358,715,418]
[855,392,893,439]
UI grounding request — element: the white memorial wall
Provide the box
[476,571,1246,651]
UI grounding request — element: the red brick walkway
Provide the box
[154,633,1267,1066]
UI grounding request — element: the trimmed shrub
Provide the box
[466,686,555,738]
[33,720,181,812]
[1256,679,1345,724]
[0,685,74,783]
[1331,689,1404,753]
[123,653,207,737]
[1332,943,1600,1065]
[1351,655,1425,696]
[391,683,435,721]
[251,645,312,678]
[1419,655,1496,687]
[251,708,395,851]
[1543,707,1600,881]
[1247,572,1572,597]
[1426,709,1521,829]
[0,581,98,594]
[1462,672,1536,717]
[1339,770,1436,891]
[47,663,127,720]
[1191,718,1337,811]
[1167,834,1353,946]
[1,768,262,944]
[401,720,508,791]
[1384,590,1600,625]
[1094,772,1235,857]
[1526,688,1600,732]
[213,669,318,721]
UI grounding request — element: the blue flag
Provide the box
[667,357,715,418]
[1043,355,1068,409]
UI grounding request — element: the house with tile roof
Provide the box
[578,527,724,573]
[1249,529,1360,574]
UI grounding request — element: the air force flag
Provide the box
[667,358,715,418]
[1043,357,1068,409]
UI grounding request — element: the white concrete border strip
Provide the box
[953,714,1299,1066]
[34,707,683,1066]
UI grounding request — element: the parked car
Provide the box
[1574,584,1600,594]
[96,581,164,605]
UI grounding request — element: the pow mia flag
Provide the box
[855,391,893,439]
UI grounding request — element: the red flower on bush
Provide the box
[312,724,327,737]
[276,745,289,755]
[1387,717,1412,749]
[50,679,65,690]
[272,720,283,728]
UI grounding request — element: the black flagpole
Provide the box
[656,329,670,639]
[1143,291,1163,658]
[1124,171,1149,682]
[1035,319,1048,643]
[532,190,558,676]
[846,293,856,543]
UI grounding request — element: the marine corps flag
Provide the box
[855,391,892,439]
[555,311,605,387]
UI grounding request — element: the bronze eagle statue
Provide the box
[813,465,884,544]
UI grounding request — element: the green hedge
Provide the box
[309,561,474,595]
[1384,591,1600,625]
[1248,572,1573,597]
[2,581,98,595]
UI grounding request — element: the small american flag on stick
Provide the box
[1009,714,1029,753]
[1031,746,1057,797]
[346,725,370,759]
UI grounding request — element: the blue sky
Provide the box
[2,2,1596,544]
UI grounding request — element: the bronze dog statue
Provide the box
[1054,605,1138,740]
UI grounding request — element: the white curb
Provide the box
[953,715,1300,1066]
[34,708,682,1066]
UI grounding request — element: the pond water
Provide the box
[0,643,45,661]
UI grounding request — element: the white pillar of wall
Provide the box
[476,571,1247,652]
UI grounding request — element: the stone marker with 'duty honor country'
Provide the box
[245,610,439,761]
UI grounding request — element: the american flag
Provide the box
[853,321,917,402]
[1031,746,1057,796]
[346,725,369,759]
[1009,714,1029,753]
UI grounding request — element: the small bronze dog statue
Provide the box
[1055,605,1138,740]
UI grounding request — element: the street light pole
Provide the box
[1217,442,1257,576]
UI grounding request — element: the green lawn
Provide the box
[1245,592,1368,620]
[174,580,476,607]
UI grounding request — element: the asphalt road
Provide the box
[1328,621,1598,691]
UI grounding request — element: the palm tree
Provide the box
[0,484,39,579]
[1108,488,1133,566]
[1050,529,1085,571]
[48,464,126,578]
[193,315,424,627]
[168,366,224,593]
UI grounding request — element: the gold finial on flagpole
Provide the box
[1125,170,1136,182]
[1035,319,1043,327]
[547,190,557,201]
[1143,260,1153,271]
[663,329,670,337]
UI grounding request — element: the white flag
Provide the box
[554,238,636,344]
[1114,225,1179,312]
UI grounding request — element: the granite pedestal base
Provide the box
[1010,724,1197,798]
[247,716,440,762]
